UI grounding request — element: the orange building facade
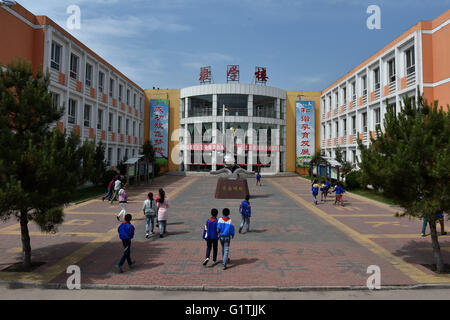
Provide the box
[0,3,145,168]
[320,10,450,163]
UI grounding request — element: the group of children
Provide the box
[311,178,345,206]
[116,189,252,272]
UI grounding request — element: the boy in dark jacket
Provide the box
[217,208,235,270]
[117,214,135,273]
[203,208,219,266]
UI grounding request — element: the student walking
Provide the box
[102,176,116,201]
[202,208,219,267]
[117,183,128,221]
[142,192,157,238]
[421,212,447,237]
[312,180,319,205]
[239,195,251,233]
[117,213,135,273]
[321,178,331,202]
[110,177,122,204]
[332,182,345,206]
[256,172,262,186]
[156,189,170,238]
[217,208,235,270]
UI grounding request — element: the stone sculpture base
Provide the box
[215,178,250,199]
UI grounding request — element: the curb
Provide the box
[2,280,450,292]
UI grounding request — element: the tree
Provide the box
[358,94,450,273]
[91,140,106,186]
[335,144,355,182]
[142,140,156,181]
[0,59,94,270]
[309,148,327,180]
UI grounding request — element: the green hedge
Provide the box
[345,170,363,190]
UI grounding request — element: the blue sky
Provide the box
[18,0,450,91]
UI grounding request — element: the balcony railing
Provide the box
[406,71,416,88]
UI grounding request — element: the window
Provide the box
[107,147,112,165]
[51,42,62,71]
[68,99,77,124]
[335,121,339,138]
[139,97,143,112]
[352,150,356,163]
[133,93,137,108]
[388,59,396,83]
[343,87,347,105]
[108,113,113,132]
[351,82,356,100]
[117,148,121,163]
[85,63,93,87]
[362,76,367,96]
[343,118,347,136]
[99,72,104,93]
[119,84,123,102]
[352,115,356,135]
[133,121,136,136]
[70,53,79,79]
[125,149,129,161]
[362,112,367,132]
[118,116,122,134]
[335,92,339,108]
[84,104,91,127]
[405,47,415,75]
[51,92,60,109]
[126,89,130,105]
[97,109,103,130]
[126,119,129,135]
[109,78,114,97]
[374,108,381,127]
[374,68,380,90]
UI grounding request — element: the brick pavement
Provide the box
[0,175,449,288]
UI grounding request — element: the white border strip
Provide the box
[422,19,450,35]
[423,77,450,88]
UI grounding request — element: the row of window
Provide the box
[51,42,143,109]
[52,93,141,136]
[322,107,386,139]
[322,46,415,111]
[106,146,139,166]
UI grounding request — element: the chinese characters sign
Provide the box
[199,66,212,84]
[150,99,169,161]
[296,101,315,167]
[255,67,268,85]
[227,65,239,82]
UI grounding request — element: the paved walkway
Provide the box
[0,175,449,289]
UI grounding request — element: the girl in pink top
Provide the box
[156,189,169,238]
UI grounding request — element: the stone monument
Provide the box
[210,153,254,199]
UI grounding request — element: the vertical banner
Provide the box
[296,101,315,167]
[150,99,169,165]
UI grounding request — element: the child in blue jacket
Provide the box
[117,214,135,273]
[217,208,235,270]
[332,182,345,206]
[203,208,219,266]
[312,180,319,205]
[239,195,251,233]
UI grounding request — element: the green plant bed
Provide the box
[70,185,106,203]
[349,188,398,206]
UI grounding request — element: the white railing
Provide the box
[407,72,416,88]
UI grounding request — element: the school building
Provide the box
[1,2,448,174]
[320,10,450,163]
